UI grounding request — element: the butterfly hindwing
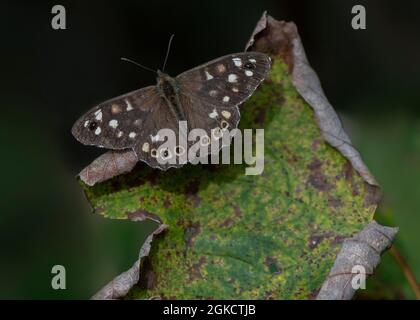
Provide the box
[133,97,184,170]
[178,92,240,145]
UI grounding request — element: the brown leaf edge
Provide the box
[246,11,378,187]
[91,224,167,300]
[79,149,138,186]
[316,221,399,300]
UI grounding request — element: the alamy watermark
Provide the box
[51,5,66,30]
[351,5,366,30]
[149,121,265,175]
[351,265,367,290]
[51,265,66,290]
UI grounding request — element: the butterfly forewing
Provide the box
[176,52,271,108]
[71,86,159,150]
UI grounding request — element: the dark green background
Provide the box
[0,0,418,299]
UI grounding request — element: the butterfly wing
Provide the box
[132,97,184,170]
[73,52,271,171]
[134,52,271,170]
[175,51,271,143]
[72,86,160,150]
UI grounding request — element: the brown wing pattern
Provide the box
[134,52,271,170]
[71,86,159,150]
[176,52,271,109]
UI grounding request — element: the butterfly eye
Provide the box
[88,121,98,131]
[221,120,229,129]
[151,149,158,158]
[244,62,255,69]
[174,145,186,156]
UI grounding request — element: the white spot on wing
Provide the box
[142,142,150,152]
[95,127,101,135]
[221,110,231,119]
[232,57,242,67]
[245,70,253,77]
[125,99,133,111]
[223,96,230,102]
[117,131,123,138]
[209,109,218,119]
[129,132,137,139]
[228,74,238,83]
[209,90,217,97]
[205,71,214,80]
[94,110,103,121]
[232,87,239,92]
[109,119,118,129]
[221,120,229,129]
[84,120,89,128]
[249,58,257,63]
[150,133,161,142]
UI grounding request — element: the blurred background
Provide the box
[0,0,419,299]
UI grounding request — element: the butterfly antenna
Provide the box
[162,34,175,72]
[120,57,157,74]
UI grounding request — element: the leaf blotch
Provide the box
[188,256,207,282]
[307,158,332,192]
[264,257,283,275]
[184,222,201,248]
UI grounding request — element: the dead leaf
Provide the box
[246,12,378,186]
[316,221,398,300]
[91,223,167,300]
[79,149,137,186]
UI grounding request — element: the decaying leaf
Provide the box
[79,149,137,186]
[246,11,378,186]
[91,223,167,300]
[316,221,398,300]
[78,13,395,299]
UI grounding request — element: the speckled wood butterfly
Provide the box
[72,49,271,170]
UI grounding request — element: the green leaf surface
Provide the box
[81,60,378,299]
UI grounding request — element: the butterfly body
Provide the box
[72,52,271,170]
[156,71,187,123]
